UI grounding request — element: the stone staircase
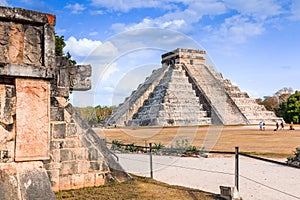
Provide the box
[105,66,169,126]
[106,48,282,126]
[128,65,210,126]
[183,63,249,125]
[207,66,283,124]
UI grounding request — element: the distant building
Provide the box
[106,48,282,126]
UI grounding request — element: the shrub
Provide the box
[287,147,300,167]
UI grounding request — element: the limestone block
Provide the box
[60,149,75,162]
[52,122,66,139]
[0,85,16,125]
[15,78,50,161]
[60,161,76,175]
[84,173,95,187]
[50,140,63,150]
[77,161,90,174]
[50,106,64,121]
[44,162,61,171]
[23,25,43,65]
[90,161,100,171]
[0,163,19,199]
[47,170,60,191]
[88,147,99,161]
[0,162,55,200]
[60,139,78,148]
[8,24,24,64]
[76,148,87,160]
[95,173,105,186]
[59,175,72,190]
[71,174,85,189]
[52,149,60,162]
[69,65,92,91]
[68,123,77,137]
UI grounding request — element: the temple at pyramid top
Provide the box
[105,48,282,126]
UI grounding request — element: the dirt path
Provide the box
[117,154,300,200]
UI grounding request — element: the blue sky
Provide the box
[2,0,300,106]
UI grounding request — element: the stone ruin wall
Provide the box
[0,6,129,199]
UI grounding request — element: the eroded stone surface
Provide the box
[0,6,130,195]
[0,84,16,162]
[0,162,55,200]
[15,78,50,161]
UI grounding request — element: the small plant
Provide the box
[153,142,165,150]
[175,139,190,150]
[125,143,136,152]
[287,147,300,167]
[187,145,197,152]
[199,147,206,154]
[111,140,122,150]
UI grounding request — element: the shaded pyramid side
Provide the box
[128,65,211,126]
[105,66,169,126]
[206,66,283,124]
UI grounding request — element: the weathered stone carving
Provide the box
[0,6,129,199]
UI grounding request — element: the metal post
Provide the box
[149,143,153,178]
[235,146,239,191]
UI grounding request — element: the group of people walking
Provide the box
[274,121,285,131]
[259,121,296,131]
[274,121,295,131]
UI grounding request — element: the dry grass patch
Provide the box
[95,125,300,158]
[55,175,216,200]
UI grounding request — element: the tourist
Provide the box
[274,122,279,131]
[259,121,263,130]
[280,121,284,130]
[290,122,295,130]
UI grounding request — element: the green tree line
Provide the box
[76,105,116,126]
[257,88,300,123]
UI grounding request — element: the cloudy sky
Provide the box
[2,0,300,106]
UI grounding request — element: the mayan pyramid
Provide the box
[106,48,282,126]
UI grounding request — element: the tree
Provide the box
[55,34,65,56]
[283,91,300,123]
[257,87,293,117]
[55,33,76,66]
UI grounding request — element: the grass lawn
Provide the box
[55,174,217,200]
[95,125,300,158]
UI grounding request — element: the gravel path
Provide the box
[117,154,300,200]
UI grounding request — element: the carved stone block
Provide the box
[15,78,50,161]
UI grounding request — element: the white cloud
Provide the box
[89,31,99,36]
[89,10,105,15]
[289,1,300,21]
[224,0,283,20]
[110,0,228,32]
[206,15,265,43]
[89,41,119,57]
[100,62,120,81]
[64,36,102,57]
[65,3,86,14]
[112,18,187,32]
[91,0,176,12]
[103,86,115,92]
[0,0,9,6]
